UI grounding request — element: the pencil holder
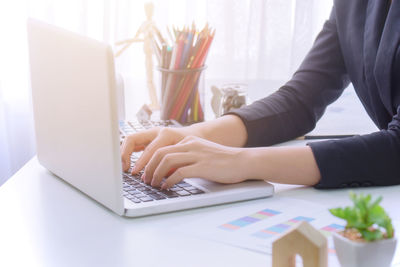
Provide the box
[158,65,207,124]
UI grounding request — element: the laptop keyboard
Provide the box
[120,120,205,204]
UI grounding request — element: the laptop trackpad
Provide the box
[185,177,269,193]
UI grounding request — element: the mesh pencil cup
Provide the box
[157,65,207,125]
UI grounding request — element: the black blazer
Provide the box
[231,0,400,188]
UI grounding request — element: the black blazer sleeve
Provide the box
[309,112,400,188]
[228,7,400,188]
[229,8,350,147]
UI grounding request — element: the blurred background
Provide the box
[0,0,333,185]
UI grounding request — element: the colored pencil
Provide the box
[158,24,215,123]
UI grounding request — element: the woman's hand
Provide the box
[120,126,201,173]
[121,115,248,175]
[142,136,249,189]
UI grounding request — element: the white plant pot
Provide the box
[333,232,397,267]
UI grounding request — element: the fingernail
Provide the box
[131,166,137,173]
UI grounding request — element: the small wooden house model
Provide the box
[272,221,328,267]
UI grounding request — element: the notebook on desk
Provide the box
[27,18,274,217]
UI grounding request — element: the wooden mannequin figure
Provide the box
[115,2,160,110]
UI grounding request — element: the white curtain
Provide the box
[0,0,332,185]
[0,1,36,186]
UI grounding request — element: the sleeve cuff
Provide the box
[308,139,375,189]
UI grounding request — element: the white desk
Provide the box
[1,141,399,267]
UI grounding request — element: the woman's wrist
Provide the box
[234,148,263,182]
[187,115,248,147]
[240,146,321,186]
[239,147,271,181]
[186,121,208,139]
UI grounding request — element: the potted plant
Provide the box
[329,192,397,267]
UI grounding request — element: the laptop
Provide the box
[27,18,274,217]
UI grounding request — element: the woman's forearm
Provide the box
[188,116,321,186]
[243,146,321,186]
[188,115,248,147]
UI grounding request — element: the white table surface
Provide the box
[0,77,392,266]
[1,140,399,267]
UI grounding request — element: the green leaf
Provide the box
[368,205,386,226]
[381,216,394,238]
[369,196,382,209]
[329,208,346,219]
[360,229,383,241]
[385,221,394,238]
